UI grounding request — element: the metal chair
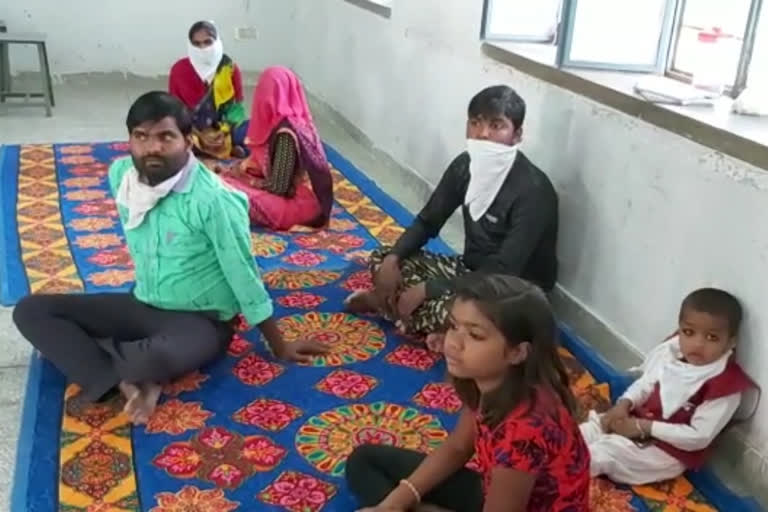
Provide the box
[0,31,55,117]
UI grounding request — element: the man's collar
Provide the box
[171,152,198,194]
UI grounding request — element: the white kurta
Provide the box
[581,348,742,485]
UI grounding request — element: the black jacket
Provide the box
[391,151,558,297]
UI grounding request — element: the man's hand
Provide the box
[374,254,402,315]
[600,399,632,432]
[260,317,329,364]
[397,283,427,321]
[275,339,330,364]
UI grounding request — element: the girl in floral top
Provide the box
[346,274,590,512]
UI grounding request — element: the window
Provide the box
[482,0,765,96]
[481,0,562,42]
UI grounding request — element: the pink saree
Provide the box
[221,67,333,231]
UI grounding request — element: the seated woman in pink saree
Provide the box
[219,67,333,230]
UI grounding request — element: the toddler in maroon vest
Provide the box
[580,288,756,485]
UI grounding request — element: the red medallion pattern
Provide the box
[61,154,97,165]
[258,471,337,512]
[232,354,284,386]
[412,382,463,413]
[150,485,239,512]
[60,441,132,499]
[62,176,103,188]
[73,199,118,217]
[276,292,327,310]
[60,145,93,155]
[294,232,365,254]
[68,163,109,177]
[145,400,213,436]
[233,398,303,431]
[385,344,442,371]
[68,216,116,232]
[340,270,373,292]
[590,478,636,511]
[87,247,133,267]
[164,371,210,397]
[64,189,109,201]
[315,369,378,400]
[282,250,327,267]
[153,427,287,489]
[74,233,123,249]
[227,334,253,357]
[87,269,134,287]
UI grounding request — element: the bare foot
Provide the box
[344,290,379,314]
[425,333,446,353]
[119,381,142,417]
[130,382,163,426]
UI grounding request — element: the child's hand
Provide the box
[600,399,632,431]
[610,417,649,440]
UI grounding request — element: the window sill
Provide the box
[344,0,392,18]
[483,41,768,171]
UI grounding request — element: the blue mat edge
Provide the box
[11,353,43,512]
[7,142,762,512]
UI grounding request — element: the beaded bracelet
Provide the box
[399,479,421,503]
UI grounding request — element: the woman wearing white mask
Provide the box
[169,21,248,159]
[345,86,559,352]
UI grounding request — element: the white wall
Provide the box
[252,0,768,463]
[3,0,276,76]
[4,0,767,467]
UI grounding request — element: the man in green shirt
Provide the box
[13,91,326,424]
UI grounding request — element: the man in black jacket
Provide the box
[346,85,558,351]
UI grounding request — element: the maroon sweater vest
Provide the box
[632,360,754,469]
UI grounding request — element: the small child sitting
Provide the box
[580,288,756,485]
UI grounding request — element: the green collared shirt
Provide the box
[108,155,273,325]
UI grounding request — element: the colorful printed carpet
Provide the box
[0,143,760,512]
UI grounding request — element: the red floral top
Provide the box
[473,389,590,511]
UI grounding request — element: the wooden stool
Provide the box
[0,32,55,117]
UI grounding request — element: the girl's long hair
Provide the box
[451,274,576,427]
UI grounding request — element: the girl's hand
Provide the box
[356,507,404,512]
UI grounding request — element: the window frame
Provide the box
[481,0,765,97]
[556,0,678,72]
[665,0,764,96]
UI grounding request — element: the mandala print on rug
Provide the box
[278,312,386,366]
[296,402,448,477]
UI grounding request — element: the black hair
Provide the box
[126,91,193,136]
[680,288,743,337]
[450,274,576,428]
[468,85,526,130]
[188,21,217,41]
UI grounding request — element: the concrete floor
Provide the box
[0,74,464,510]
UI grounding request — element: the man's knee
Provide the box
[146,321,223,376]
[12,294,49,332]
